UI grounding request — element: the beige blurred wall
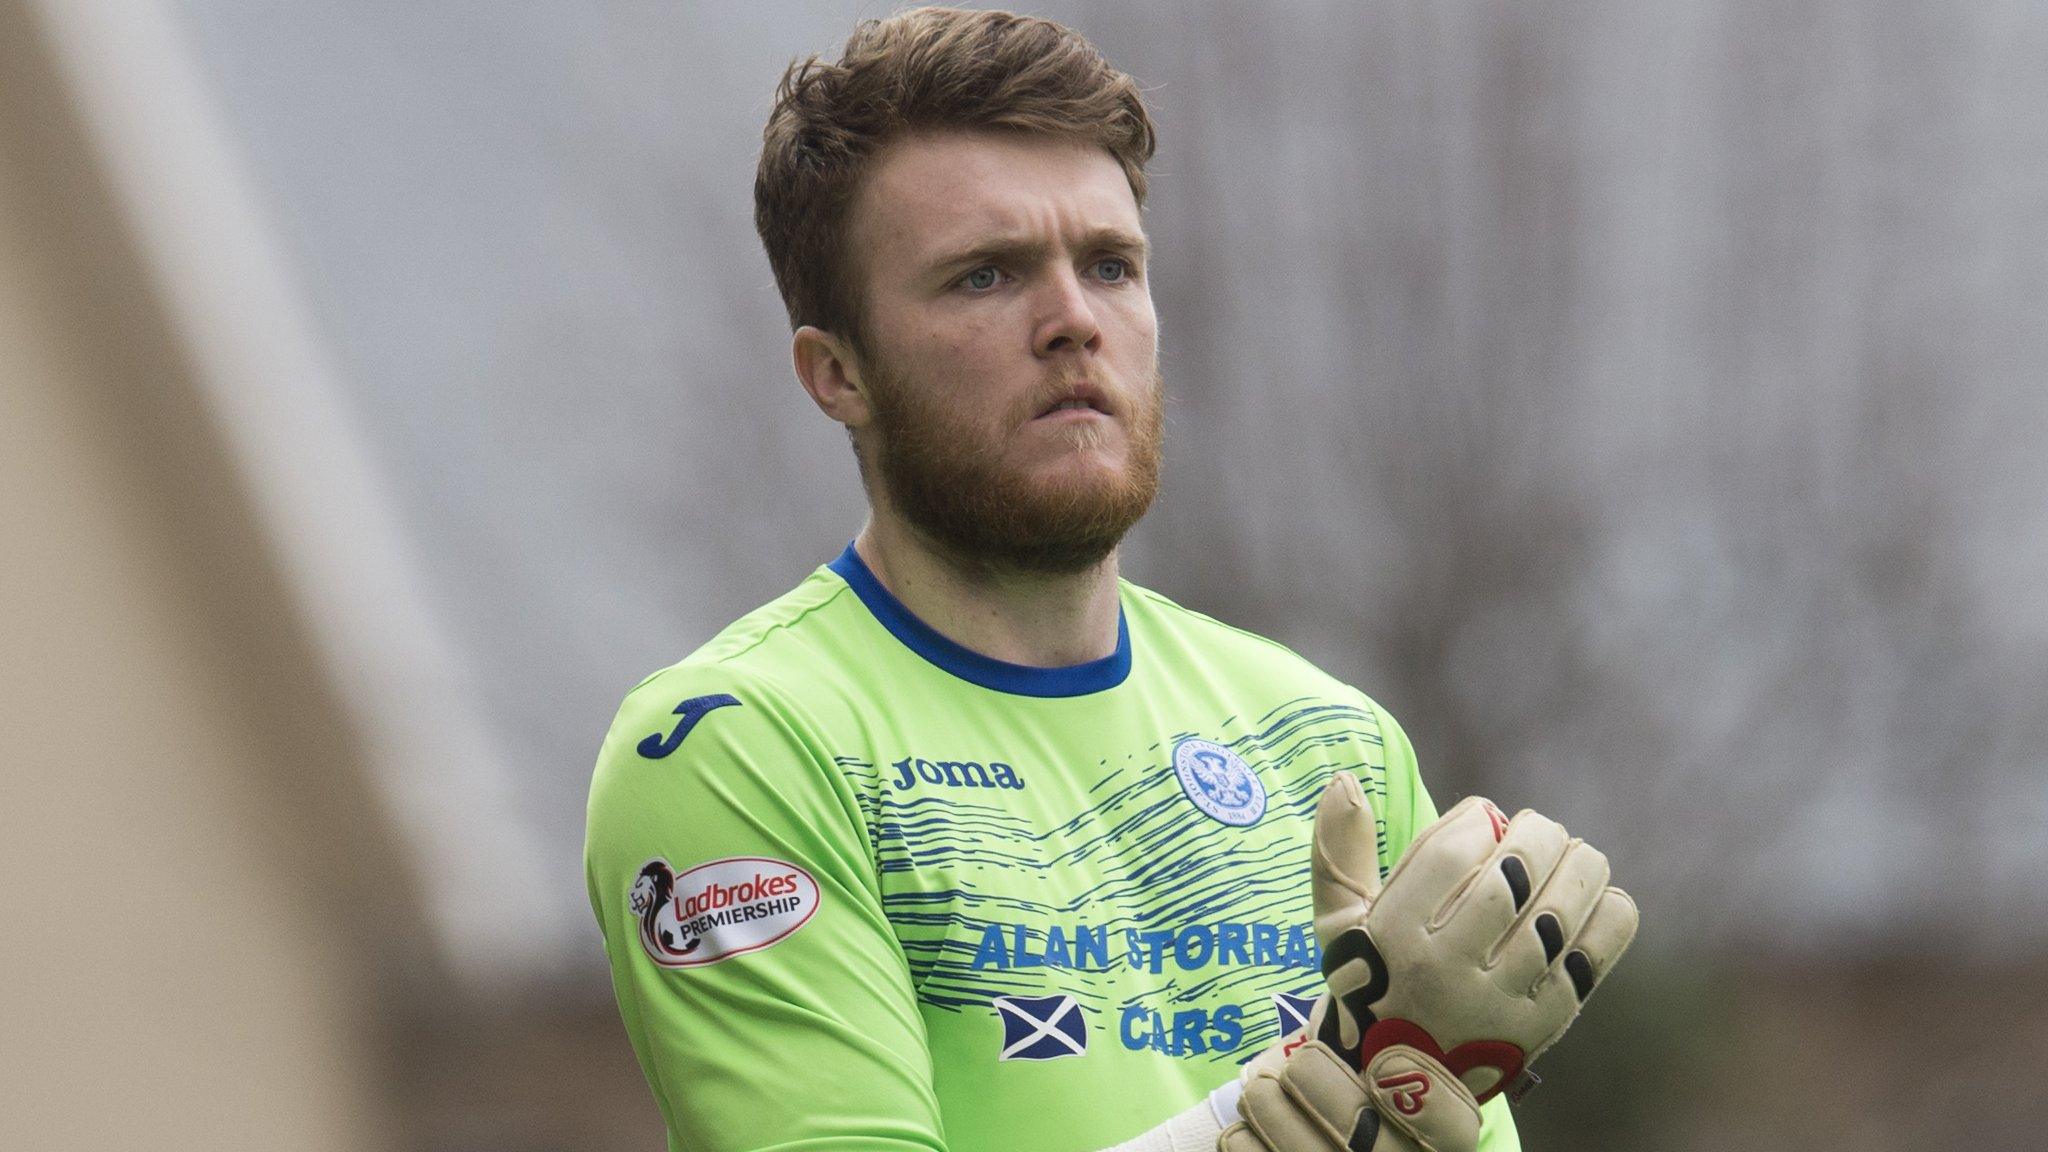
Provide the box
[0,6,420,1148]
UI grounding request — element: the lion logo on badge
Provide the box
[631,860,701,960]
[1172,737,1266,826]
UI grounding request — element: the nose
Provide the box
[1033,267,1102,358]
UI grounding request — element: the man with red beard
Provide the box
[585,10,1634,1152]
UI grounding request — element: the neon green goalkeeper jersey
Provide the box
[586,544,1520,1152]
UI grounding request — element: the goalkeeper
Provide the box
[585,8,1637,1151]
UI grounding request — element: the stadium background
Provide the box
[6,1,2045,1149]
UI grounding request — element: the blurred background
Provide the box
[5,1,2044,1148]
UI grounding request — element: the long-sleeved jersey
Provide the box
[585,543,1520,1151]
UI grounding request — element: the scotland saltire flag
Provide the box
[993,994,1087,1060]
[1273,992,1317,1037]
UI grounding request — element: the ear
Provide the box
[792,326,873,430]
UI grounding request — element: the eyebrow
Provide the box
[925,227,1151,278]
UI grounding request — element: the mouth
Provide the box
[1035,382,1114,421]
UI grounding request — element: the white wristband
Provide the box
[1207,1076,1246,1130]
[1102,1090,1230,1152]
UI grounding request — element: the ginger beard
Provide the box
[859,353,1164,577]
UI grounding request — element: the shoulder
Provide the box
[616,564,864,714]
[597,565,873,774]
[1122,580,1381,708]
[589,571,889,865]
[642,564,859,688]
[1121,580,1420,815]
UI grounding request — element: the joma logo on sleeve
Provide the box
[637,694,742,758]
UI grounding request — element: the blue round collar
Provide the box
[826,541,1133,698]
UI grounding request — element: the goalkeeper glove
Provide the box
[1105,1031,1479,1152]
[1221,1039,1480,1152]
[1111,773,1636,1152]
[1311,772,1639,1103]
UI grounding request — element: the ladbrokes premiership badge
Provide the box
[630,856,819,967]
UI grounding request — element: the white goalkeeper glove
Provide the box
[1308,771,1639,1104]
[1218,769,1639,1152]
[1111,772,1637,1152]
[1103,1038,1477,1152]
[1220,1038,1480,1152]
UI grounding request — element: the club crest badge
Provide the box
[1172,738,1266,827]
[630,856,819,968]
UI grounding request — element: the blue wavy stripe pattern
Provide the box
[837,697,1393,1064]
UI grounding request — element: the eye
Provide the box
[961,265,1004,292]
[1093,257,1131,283]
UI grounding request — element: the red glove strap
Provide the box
[1357,1018,1527,1104]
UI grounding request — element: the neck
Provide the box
[854,511,1124,668]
